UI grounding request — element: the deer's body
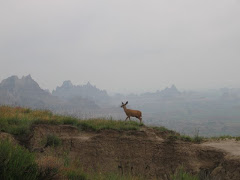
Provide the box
[121,101,142,123]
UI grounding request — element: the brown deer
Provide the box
[121,101,142,123]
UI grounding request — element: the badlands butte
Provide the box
[1,106,240,179]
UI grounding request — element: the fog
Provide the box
[1,0,240,93]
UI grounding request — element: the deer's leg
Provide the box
[139,117,142,123]
[125,117,129,121]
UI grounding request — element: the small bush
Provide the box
[0,139,38,180]
[24,108,31,114]
[193,135,204,143]
[62,117,79,126]
[63,168,87,180]
[166,134,179,141]
[44,134,62,147]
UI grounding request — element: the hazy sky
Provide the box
[1,0,240,93]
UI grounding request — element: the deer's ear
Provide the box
[122,102,124,105]
[126,101,128,105]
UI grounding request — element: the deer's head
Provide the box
[121,101,128,108]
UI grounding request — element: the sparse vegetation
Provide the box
[153,126,173,132]
[167,134,204,143]
[208,135,240,141]
[165,128,204,143]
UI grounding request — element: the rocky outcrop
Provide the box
[0,75,62,108]
[160,85,181,97]
[53,80,110,104]
[0,75,99,112]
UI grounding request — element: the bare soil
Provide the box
[202,140,240,157]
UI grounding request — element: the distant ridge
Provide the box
[53,80,110,103]
[142,84,181,97]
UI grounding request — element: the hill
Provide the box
[1,106,240,179]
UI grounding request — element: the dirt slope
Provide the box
[21,124,240,179]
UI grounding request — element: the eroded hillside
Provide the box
[1,106,240,179]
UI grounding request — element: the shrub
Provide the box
[63,168,87,180]
[0,139,38,180]
[24,108,31,114]
[179,135,193,142]
[167,134,179,141]
[236,137,240,141]
[44,134,62,147]
[62,117,79,126]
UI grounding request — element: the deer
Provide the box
[121,101,142,123]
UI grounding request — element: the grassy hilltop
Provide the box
[0,106,143,137]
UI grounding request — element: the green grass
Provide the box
[0,139,38,180]
[77,119,143,131]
